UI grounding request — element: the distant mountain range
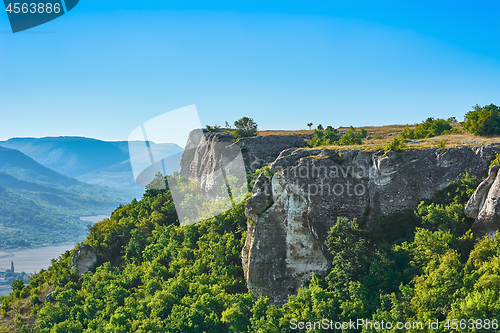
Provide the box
[0,137,184,188]
[0,146,143,249]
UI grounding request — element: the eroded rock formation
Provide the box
[235,135,307,171]
[179,130,307,196]
[179,131,244,197]
[465,164,500,238]
[71,244,97,275]
[244,145,500,305]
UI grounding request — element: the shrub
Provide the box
[462,103,500,136]
[437,139,447,153]
[385,137,406,152]
[30,294,41,306]
[309,126,341,147]
[309,126,365,147]
[19,287,29,298]
[1,295,12,315]
[400,117,454,140]
[337,126,367,145]
[257,165,274,179]
[206,124,221,132]
[490,152,500,168]
[11,279,24,298]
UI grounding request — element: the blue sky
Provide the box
[0,0,499,141]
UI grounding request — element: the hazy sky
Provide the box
[0,0,499,141]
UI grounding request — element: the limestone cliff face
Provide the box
[236,135,307,171]
[179,130,307,195]
[179,131,241,197]
[243,144,500,305]
[465,164,500,238]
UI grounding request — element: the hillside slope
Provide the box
[2,165,500,332]
[0,146,78,188]
[0,137,184,188]
[0,147,142,249]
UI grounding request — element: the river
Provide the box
[0,244,76,296]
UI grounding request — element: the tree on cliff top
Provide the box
[233,117,258,138]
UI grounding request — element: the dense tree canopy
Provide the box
[399,117,456,140]
[2,170,500,332]
[309,126,367,147]
[462,104,500,136]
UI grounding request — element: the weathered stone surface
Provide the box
[179,131,243,197]
[177,132,305,288]
[71,244,97,275]
[245,173,273,222]
[465,165,500,238]
[244,144,500,305]
[465,165,500,219]
[179,130,307,195]
[242,172,275,285]
[44,291,55,302]
[235,135,307,171]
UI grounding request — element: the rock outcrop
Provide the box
[235,135,307,171]
[179,130,307,196]
[465,164,500,238]
[71,244,97,275]
[44,291,55,302]
[179,130,244,197]
[178,130,500,305]
[244,144,500,305]
[175,130,306,224]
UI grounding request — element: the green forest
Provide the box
[2,165,500,332]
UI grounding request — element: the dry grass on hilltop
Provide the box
[322,132,500,152]
[327,133,500,152]
[259,123,462,138]
[258,125,413,138]
[258,129,313,136]
[259,123,500,151]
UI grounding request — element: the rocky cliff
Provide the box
[179,130,307,195]
[465,164,500,238]
[243,145,500,305]
[178,130,500,306]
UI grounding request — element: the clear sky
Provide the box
[0,0,499,141]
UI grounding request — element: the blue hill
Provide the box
[0,137,184,188]
[0,146,143,249]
